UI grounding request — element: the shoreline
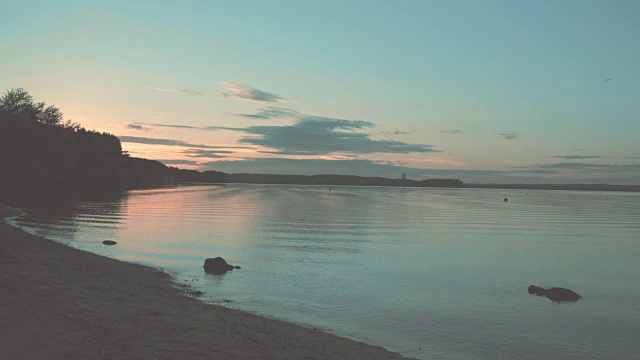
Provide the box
[0,204,413,359]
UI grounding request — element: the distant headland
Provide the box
[224,174,463,188]
[464,183,640,192]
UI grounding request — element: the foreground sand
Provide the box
[0,205,412,359]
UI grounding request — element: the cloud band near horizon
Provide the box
[149,82,288,103]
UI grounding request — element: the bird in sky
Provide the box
[604,78,611,81]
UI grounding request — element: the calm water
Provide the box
[11,185,640,359]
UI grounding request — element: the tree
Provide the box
[0,87,188,195]
[0,88,64,127]
[0,88,40,121]
[39,104,63,126]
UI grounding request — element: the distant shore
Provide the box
[464,183,640,192]
[0,204,412,360]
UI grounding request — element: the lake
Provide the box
[10,185,640,359]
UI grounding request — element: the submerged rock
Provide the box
[528,285,582,302]
[102,240,117,245]
[203,257,241,275]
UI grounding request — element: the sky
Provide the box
[2,0,640,184]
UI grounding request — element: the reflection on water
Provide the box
[11,185,640,359]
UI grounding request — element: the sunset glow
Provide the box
[2,1,639,184]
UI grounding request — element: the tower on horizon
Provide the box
[401,173,407,180]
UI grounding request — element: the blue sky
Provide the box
[2,0,640,183]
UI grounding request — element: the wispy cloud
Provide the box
[148,82,287,103]
[507,169,561,175]
[414,157,466,166]
[208,116,438,155]
[524,162,640,174]
[380,130,412,136]
[133,117,435,156]
[440,129,462,134]
[218,82,288,103]
[126,123,152,131]
[157,159,201,165]
[496,133,519,140]
[182,149,234,158]
[147,123,203,129]
[238,106,301,119]
[119,136,232,149]
[148,87,215,98]
[552,155,605,160]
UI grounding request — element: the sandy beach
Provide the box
[0,205,411,360]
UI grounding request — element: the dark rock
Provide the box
[203,257,240,274]
[527,285,546,296]
[102,240,117,245]
[528,285,582,302]
[545,287,582,302]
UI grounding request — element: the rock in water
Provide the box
[102,240,117,245]
[527,285,546,296]
[203,257,241,275]
[544,287,582,302]
[528,285,582,302]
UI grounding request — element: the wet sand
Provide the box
[0,205,412,359]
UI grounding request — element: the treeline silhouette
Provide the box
[0,89,462,200]
[0,89,225,198]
